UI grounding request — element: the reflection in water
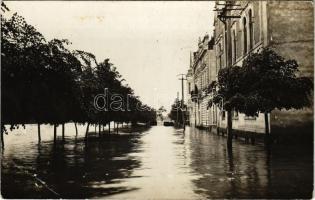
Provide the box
[1,125,313,199]
[2,127,143,198]
[187,128,313,199]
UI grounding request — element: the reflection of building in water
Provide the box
[187,128,312,198]
[187,1,313,137]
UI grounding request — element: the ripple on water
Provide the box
[1,125,313,199]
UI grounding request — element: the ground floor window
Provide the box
[221,111,226,120]
[232,111,239,120]
[244,114,256,120]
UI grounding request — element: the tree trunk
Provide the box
[264,112,270,144]
[99,123,101,138]
[108,122,111,134]
[1,128,4,150]
[62,123,65,140]
[37,123,41,142]
[85,123,90,141]
[95,124,97,133]
[264,112,270,135]
[227,110,233,151]
[129,122,132,133]
[116,122,118,134]
[74,122,78,137]
[54,124,57,143]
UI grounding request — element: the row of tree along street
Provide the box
[168,99,187,127]
[205,48,313,150]
[1,5,156,148]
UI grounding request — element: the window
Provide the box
[224,31,228,66]
[218,43,222,54]
[222,111,226,120]
[243,17,247,55]
[188,82,191,93]
[233,30,237,63]
[232,110,239,120]
[200,74,203,90]
[249,9,253,50]
[244,114,256,120]
[205,73,207,88]
[218,43,222,69]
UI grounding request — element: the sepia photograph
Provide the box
[1,0,314,199]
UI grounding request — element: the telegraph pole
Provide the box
[176,92,179,125]
[177,74,187,130]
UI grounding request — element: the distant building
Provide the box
[187,34,216,128]
[212,1,313,135]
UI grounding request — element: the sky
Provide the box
[5,1,215,112]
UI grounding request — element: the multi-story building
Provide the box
[186,67,194,125]
[212,1,313,136]
[187,34,217,128]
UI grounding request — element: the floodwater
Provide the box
[1,124,313,199]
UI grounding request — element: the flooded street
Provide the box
[1,125,313,199]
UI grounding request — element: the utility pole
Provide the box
[214,1,242,151]
[176,92,179,126]
[177,74,187,130]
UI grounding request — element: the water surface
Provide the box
[1,124,313,199]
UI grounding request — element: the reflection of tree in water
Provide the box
[188,128,313,199]
[2,135,142,199]
[263,144,313,199]
[187,128,230,198]
[1,142,47,198]
[189,131,270,199]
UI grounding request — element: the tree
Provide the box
[209,48,313,148]
[168,98,187,125]
[157,106,166,121]
[238,48,313,139]
[1,10,156,147]
[209,66,244,150]
[1,12,85,143]
[1,12,48,143]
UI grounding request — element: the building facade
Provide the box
[187,1,313,136]
[187,35,217,128]
[213,1,313,135]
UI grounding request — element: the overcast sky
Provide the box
[5,1,214,111]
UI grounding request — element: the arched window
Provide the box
[218,43,222,69]
[249,9,253,50]
[233,30,236,63]
[243,17,247,55]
